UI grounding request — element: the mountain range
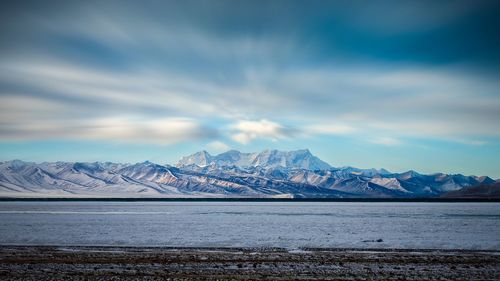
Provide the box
[1,149,498,198]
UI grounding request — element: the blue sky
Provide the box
[0,0,500,177]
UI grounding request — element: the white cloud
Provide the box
[449,139,487,146]
[206,140,230,152]
[1,13,500,146]
[368,120,490,145]
[230,119,294,144]
[2,58,499,146]
[86,117,211,144]
[370,137,403,146]
[307,124,356,135]
[0,113,213,144]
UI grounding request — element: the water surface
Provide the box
[0,202,499,249]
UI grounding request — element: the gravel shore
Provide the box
[0,246,499,280]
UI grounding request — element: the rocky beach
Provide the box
[0,246,499,280]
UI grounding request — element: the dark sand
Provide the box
[0,246,499,280]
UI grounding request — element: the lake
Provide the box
[0,201,499,250]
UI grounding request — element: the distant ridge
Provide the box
[441,182,500,198]
[1,149,498,198]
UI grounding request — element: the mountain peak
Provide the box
[177,150,213,167]
[177,148,331,170]
[192,150,212,158]
[2,159,31,169]
[7,159,28,165]
[217,149,241,156]
[398,170,422,180]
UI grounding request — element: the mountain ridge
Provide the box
[1,149,498,198]
[177,149,331,170]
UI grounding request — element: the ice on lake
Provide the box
[0,201,499,250]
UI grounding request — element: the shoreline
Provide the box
[1,197,500,202]
[2,244,500,253]
[1,246,499,280]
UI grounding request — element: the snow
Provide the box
[178,149,331,170]
[370,178,408,193]
[0,154,493,198]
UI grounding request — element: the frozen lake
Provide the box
[0,201,499,250]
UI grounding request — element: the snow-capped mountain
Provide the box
[0,149,497,198]
[177,151,213,167]
[177,149,331,170]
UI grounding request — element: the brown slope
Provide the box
[441,182,500,198]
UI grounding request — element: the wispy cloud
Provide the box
[230,119,296,144]
[1,57,499,147]
[0,113,215,145]
[306,124,357,135]
[2,0,500,144]
[369,137,403,146]
[206,140,231,153]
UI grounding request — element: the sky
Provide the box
[0,0,499,177]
